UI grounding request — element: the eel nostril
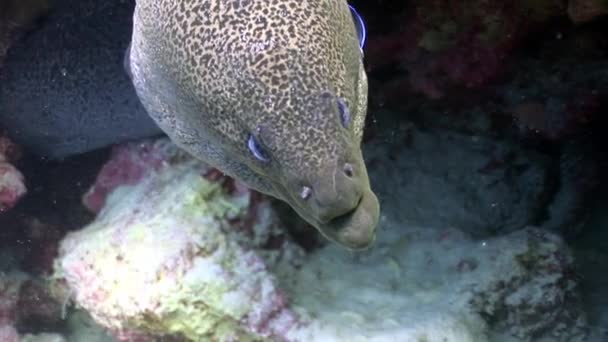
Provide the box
[343,163,354,178]
[300,186,312,200]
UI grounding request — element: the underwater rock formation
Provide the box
[362,54,603,236]
[52,138,586,341]
[0,272,64,340]
[20,333,67,342]
[360,0,607,109]
[285,226,585,341]
[500,56,606,143]
[82,139,183,213]
[0,272,62,341]
[0,134,26,213]
[0,273,22,342]
[364,0,566,100]
[53,140,305,341]
[363,124,553,237]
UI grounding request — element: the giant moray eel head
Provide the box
[232,2,379,250]
[131,0,379,249]
[246,89,379,250]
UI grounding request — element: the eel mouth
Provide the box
[317,189,380,250]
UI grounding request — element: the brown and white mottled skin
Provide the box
[127,0,379,249]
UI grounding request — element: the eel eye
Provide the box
[248,134,270,162]
[337,98,350,128]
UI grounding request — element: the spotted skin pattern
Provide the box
[128,0,379,249]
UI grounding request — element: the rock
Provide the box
[53,140,305,341]
[0,325,19,342]
[16,279,63,331]
[82,139,188,213]
[500,58,606,143]
[20,332,67,342]
[0,162,26,214]
[53,138,586,341]
[0,0,161,160]
[63,310,116,342]
[0,272,26,342]
[363,123,552,237]
[0,134,26,214]
[284,225,585,342]
[1,272,64,338]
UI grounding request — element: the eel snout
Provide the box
[298,159,380,250]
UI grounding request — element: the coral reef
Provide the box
[16,279,63,330]
[53,139,304,341]
[0,273,22,342]
[18,218,65,275]
[51,138,587,341]
[20,333,67,342]
[363,0,567,101]
[0,325,19,342]
[82,140,185,213]
[284,226,585,341]
[0,272,64,341]
[363,122,553,237]
[0,0,604,340]
[361,38,606,236]
[0,134,26,214]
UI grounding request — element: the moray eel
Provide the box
[127,0,379,249]
[0,0,162,159]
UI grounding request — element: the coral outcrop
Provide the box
[53,140,305,341]
[52,138,586,341]
[0,134,26,214]
[0,272,63,341]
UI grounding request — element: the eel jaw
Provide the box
[314,188,380,250]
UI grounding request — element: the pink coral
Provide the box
[0,325,19,342]
[0,134,26,213]
[83,139,253,216]
[58,138,306,341]
[82,139,177,213]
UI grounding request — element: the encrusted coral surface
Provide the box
[54,140,305,341]
[0,134,26,214]
[51,139,587,341]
